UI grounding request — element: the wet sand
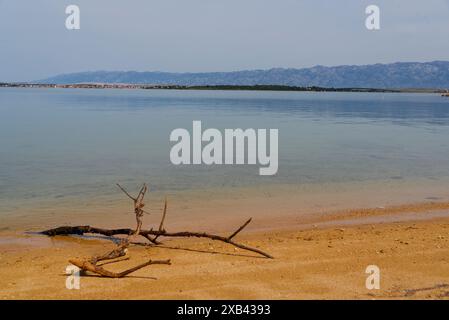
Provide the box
[1,186,449,299]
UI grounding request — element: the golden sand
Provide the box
[1,197,449,299]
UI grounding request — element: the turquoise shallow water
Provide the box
[1,88,449,214]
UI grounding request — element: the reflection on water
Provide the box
[1,88,449,213]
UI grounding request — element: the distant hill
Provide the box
[39,61,449,89]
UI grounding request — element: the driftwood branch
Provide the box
[69,238,171,278]
[228,218,252,240]
[69,258,171,278]
[42,218,273,259]
[116,183,136,201]
[116,183,148,235]
[151,197,168,243]
[89,239,129,264]
[159,197,168,232]
[42,183,273,280]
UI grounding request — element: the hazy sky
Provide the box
[1,0,449,81]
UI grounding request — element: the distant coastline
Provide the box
[3,61,449,93]
[25,61,449,90]
[0,82,447,94]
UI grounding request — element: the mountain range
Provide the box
[39,61,449,89]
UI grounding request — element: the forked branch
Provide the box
[69,238,171,278]
[42,183,273,280]
[116,183,148,235]
[70,257,171,278]
[42,217,273,259]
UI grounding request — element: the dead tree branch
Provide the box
[42,218,273,259]
[89,239,129,264]
[69,238,171,278]
[41,183,273,280]
[116,183,148,235]
[151,197,168,243]
[69,257,171,278]
[227,218,252,240]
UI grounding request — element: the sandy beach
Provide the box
[2,0,449,305]
[1,183,449,300]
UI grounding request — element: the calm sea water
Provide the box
[1,88,449,213]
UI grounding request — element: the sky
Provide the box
[1,0,449,82]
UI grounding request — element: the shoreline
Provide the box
[2,176,449,231]
[2,201,449,246]
[1,202,449,299]
[0,83,446,94]
[1,178,449,299]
